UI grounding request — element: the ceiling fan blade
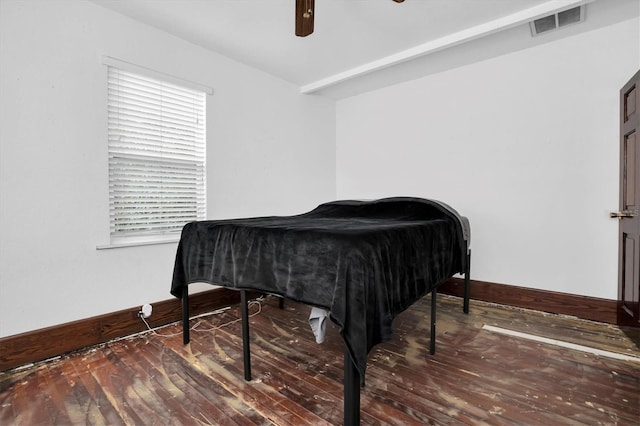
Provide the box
[295,0,314,37]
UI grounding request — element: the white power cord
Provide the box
[138,298,264,338]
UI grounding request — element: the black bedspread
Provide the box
[171,197,468,379]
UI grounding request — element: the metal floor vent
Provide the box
[530,5,585,36]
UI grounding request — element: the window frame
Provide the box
[101,57,212,248]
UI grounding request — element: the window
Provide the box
[107,65,206,244]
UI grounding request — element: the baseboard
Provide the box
[0,287,249,372]
[1,279,620,372]
[440,278,618,325]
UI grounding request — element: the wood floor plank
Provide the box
[162,325,308,425]
[84,345,151,425]
[45,359,106,425]
[192,305,342,417]
[10,364,66,425]
[112,337,243,426]
[389,304,639,424]
[1,294,638,425]
[68,349,127,425]
[185,330,332,426]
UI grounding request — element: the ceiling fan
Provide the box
[296,0,405,37]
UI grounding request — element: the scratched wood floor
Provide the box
[1,294,639,425]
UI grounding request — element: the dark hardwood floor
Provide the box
[1,294,639,425]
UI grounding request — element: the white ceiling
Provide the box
[90,0,609,96]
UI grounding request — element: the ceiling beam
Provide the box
[300,0,594,94]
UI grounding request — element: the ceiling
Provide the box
[90,0,605,96]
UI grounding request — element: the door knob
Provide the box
[610,210,638,218]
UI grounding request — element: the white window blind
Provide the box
[107,66,206,242]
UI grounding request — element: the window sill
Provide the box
[96,238,179,250]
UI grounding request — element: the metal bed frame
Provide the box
[180,249,471,425]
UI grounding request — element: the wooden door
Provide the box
[617,70,640,327]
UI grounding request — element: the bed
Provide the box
[171,197,471,424]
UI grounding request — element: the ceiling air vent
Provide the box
[530,5,585,36]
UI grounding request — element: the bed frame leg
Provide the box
[344,345,360,425]
[463,249,471,314]
[240,290,252,381]
[430,287,437,355]
[182,285,190,345]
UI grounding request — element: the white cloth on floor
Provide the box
[308,307,329,344]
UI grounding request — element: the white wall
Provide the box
[1,0,636,339]
[0,0,336,338]
[337,16,639,300]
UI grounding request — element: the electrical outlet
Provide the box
[138,303,152,319]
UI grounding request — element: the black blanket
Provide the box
[171,197,468,378]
